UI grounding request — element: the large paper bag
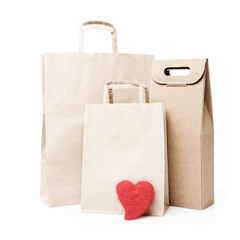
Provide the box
[81,81,168,216]
[41,22,154,206]
[151,59,214,209]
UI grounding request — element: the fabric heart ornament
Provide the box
[116,180,154,220]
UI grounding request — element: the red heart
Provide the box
[116,180,154,220]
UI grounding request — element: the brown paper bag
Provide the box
[41,21,154,207]
[81,81,168,216]
[150,59,214,210]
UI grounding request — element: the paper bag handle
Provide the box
[79,21,118,53]
[103,81,149,104]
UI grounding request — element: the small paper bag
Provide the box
[81,81,168,216]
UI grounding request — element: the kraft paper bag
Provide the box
[41,21,154,207]
[81,81,169,216]
[150,59,214,210]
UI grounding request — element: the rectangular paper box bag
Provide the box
[151,59,214,210]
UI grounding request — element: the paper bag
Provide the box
[81,81,168,216]
[151,59,214,209]
[41,21,154,206]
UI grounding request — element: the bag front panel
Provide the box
[81,103,167,216]
[41,53,154,206]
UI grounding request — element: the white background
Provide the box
[0,0,239,239]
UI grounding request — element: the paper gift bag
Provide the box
[41,21,154,207]
[81,81,168,216]
[150,59,214,210]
